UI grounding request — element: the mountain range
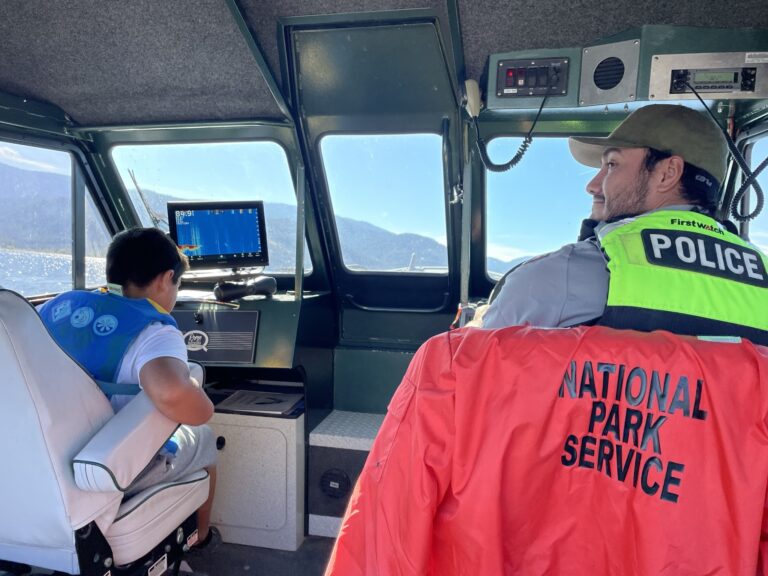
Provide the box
[0,160,519,276]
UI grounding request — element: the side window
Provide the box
[485,137,594,279]
[320,133,447,273]
[747,137,768,253]
[111,141,310,276]
[0,141,73,295]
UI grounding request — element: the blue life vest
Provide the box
[39,290,178,384]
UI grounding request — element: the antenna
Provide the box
[128,168,168,229]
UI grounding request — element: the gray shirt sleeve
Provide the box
[481,240,609,329]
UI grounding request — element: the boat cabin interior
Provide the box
[0,1,767,574]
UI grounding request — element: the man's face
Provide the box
[586,147,651,221]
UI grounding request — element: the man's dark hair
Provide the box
[644,148,718,214]
[106,227,189,288]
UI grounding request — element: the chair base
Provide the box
[1,515,197,576]
[0,559,31,575]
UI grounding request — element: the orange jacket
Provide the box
[326,326,768,575]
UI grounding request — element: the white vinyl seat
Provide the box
[0,289,210,574]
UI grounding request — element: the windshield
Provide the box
[111,141,310,276]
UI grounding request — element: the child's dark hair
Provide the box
[106,228,189,288]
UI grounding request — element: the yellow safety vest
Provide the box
[597,210,768,345]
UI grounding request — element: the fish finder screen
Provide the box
[167,200,269,270]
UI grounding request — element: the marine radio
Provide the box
[669,66,757,94]
[649,51,768,100]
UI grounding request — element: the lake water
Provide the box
[0,248,106,296]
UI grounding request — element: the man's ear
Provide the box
[656,155,685,194]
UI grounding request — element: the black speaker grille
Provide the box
[320,468,352,499]
[593,57,625,90]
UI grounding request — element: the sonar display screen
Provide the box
[167,200,269,270]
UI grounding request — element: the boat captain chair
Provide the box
[0,289,210,575]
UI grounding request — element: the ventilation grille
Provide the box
[593,57,625,90]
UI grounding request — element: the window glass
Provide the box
[0,141,73,295]
[85,188,111,288]
[321,134,447,273]
[485,137,594,279]
[748,137,768,253]
[110,141,311,275]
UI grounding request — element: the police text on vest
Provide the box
[641,229,767,287]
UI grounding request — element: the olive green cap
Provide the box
[568,104,727,185]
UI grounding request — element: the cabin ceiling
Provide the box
[0,0,766,126]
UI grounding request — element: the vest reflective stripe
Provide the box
[598,211,768,338]
[39,290,177,384]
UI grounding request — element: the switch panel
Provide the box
[495,57,569,98]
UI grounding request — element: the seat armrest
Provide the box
[73,392,178,492]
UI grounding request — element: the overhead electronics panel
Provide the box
[487,27,768,112]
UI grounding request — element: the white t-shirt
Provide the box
[110,322,188,411]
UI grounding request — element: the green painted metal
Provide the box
[0,92,80,140]
[333,347,414,413]
[238,296,303,368]
[340,308,453,348]
[295,162,306,299]
[278,8,447,105]
[446,0,466,85]
[72,163,86,289]
[293,22,457,119]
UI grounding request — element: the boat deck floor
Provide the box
[183,536,334,575]
[0,536,335,576]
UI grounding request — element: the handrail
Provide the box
[344,292,451,314]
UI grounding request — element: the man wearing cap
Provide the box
[326,106,768,576]
[479,104,768,344]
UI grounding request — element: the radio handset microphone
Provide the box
[214,276,277,302]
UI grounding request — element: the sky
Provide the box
[0,142,71,175]
[2,134,768,262]
[110,133,597,262]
